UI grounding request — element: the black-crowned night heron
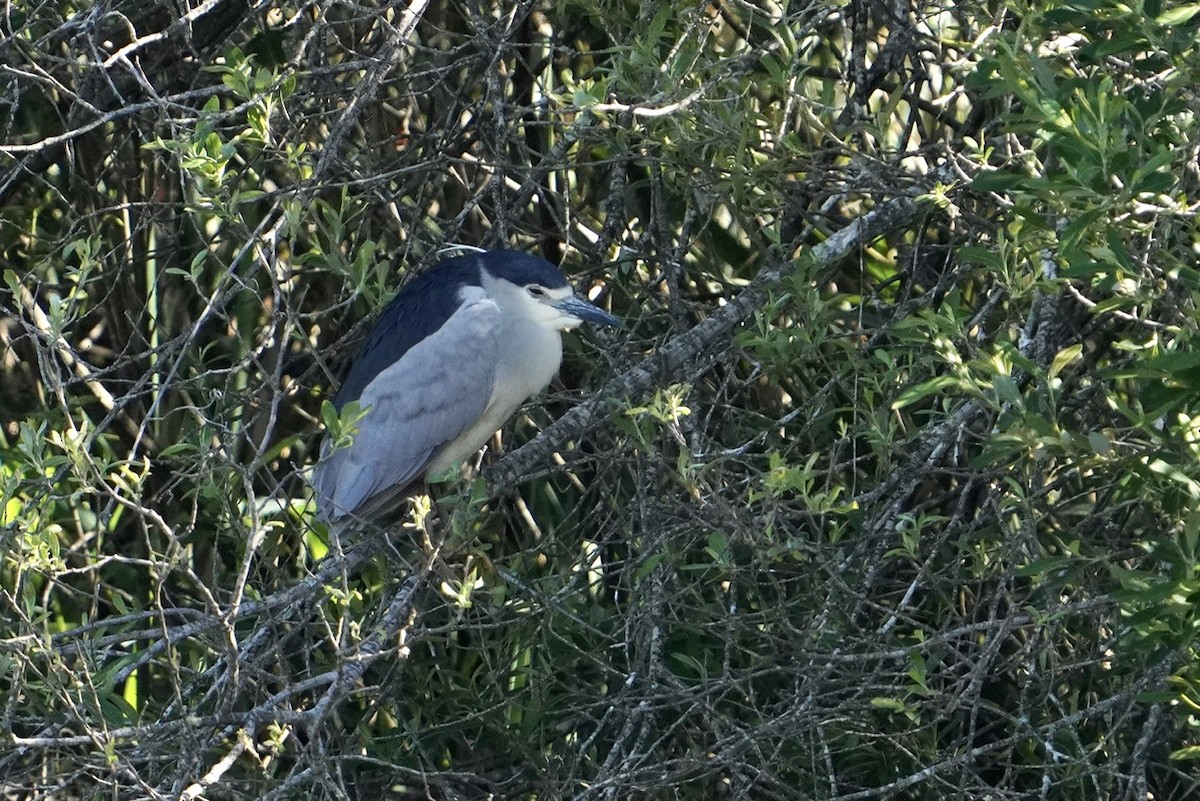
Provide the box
[312,250,620,521]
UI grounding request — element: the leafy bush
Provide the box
[2,0,1199,798]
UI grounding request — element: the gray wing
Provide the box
[312,297,500,520]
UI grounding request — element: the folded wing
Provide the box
[312,297,500,520]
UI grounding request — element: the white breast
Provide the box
[424,313,563,475]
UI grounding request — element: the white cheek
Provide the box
[528,299,564,325]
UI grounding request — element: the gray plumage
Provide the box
[312,250,620,521]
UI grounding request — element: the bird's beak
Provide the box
[555,295,622,328]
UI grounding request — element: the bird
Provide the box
[311,249,621,522]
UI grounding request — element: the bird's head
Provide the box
[478,252,621,332]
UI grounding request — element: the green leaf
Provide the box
[1016,555,1076,578]
[870,696,906,711]
[1156,4,1200,24]
[970,170,1028,192]
[992,374,1023,407]
[1048,344,1083,380]
[1087,431,1112,456]
[3,269,20,296]
[320,399,341,431]
[892,375,963,410]
[957,246,1004,270]
[634,552,666,581]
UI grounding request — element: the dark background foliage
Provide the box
[3,0,1200,798]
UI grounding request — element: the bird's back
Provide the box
[333,259,482,410]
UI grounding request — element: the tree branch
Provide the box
[488,186,933,489]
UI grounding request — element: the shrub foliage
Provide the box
[2,0,1200,798]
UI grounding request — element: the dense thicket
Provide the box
[3,1,1199,798]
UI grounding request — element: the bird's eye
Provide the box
[527,285,548,298]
